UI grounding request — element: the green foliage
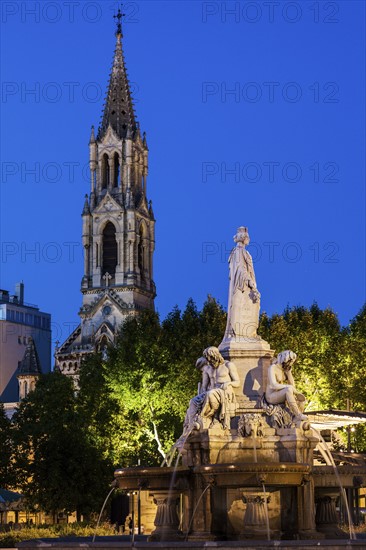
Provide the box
[78,296,227,467]
[347,305,366,409]
[0,523,115,548]
[12,373,112,516]
[0,402,15,489]
[78,354,123,465]
[338,305,366,452]
[259,303,342,410]
[259,302,366,451]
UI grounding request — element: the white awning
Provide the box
[307,410,366,430]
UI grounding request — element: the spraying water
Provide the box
[162,423,197,468]
[92,480,117,543]
[312,428,356,540]
[253,429,270,540]
[184,482,212,541]
[261,483,271,541]
[252,432,257,463]
[158,424,199,538]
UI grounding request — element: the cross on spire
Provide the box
[113,5,125,36]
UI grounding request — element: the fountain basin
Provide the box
[18,538,366,549]
[192,463,311,488]
[114,466,190,491]
[114,463,311,492]
[114,462,317,541]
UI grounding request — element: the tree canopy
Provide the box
[0,403,15,489]
[78,296,227,467]
[12,372,112,518]
[259,303,341,410]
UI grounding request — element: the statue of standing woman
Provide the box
[224,227,260,340]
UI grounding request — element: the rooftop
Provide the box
[0,283,42,311]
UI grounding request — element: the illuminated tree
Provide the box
[259,304,342,410]
[12,373,111,518]
[0,403,15,489]
[78,297,227,466]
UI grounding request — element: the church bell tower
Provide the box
[55,10,156,377]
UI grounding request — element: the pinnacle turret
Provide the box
[82,194,90,215]
[89,125,95,144]
[143,131,148,149]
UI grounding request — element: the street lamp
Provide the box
[138,487,141,535]
[127,491,137,541]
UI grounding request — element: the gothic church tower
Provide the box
[56,11,156,378]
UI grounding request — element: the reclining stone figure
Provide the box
[264,350,307,423]
[183,346,240,432]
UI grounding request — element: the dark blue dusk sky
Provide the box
[1,1,365,352]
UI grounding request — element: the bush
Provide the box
[0,522,116,548]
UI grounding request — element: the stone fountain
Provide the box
[114,227,365,543]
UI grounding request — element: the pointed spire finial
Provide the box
[113,5,125,37]
[149,199,155,220]
[89,125,95,144]
[82,194,90,216]
[98,5,137,141]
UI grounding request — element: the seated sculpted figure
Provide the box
[265,350,307,422]
[183,346,240,432]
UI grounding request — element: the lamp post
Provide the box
[138,487,141,535]
[137,459,141,535]
[127,491,137,542]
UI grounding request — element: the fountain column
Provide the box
[149,491,181,541]
[315,491,347,538]
[297,475,321,539]
[241,491,271,539]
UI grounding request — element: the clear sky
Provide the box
[1,1,365,353]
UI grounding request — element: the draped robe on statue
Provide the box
[224,244,260,340]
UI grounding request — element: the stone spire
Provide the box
[55,8,156,382]
[17,337,42,399]
[18,337,42,376]
[98,8,137,140]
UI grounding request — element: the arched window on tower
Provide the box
[138,225,145,281]
[101,153,109,189]
[113,153,120,187]
[102,222,117,279]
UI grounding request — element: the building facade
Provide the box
[55,11,156,378]
[0,283,51,405]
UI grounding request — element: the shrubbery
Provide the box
[0,522,116,548]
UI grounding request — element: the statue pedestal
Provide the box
[219,337,274,409]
